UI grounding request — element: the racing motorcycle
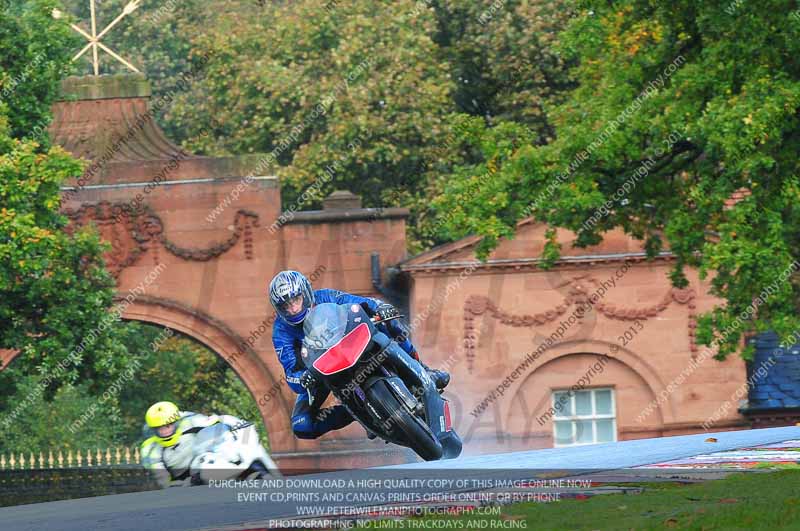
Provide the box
[189,420,281,484]
[300,302,462,461]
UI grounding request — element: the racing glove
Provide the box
[300,370,319,392]
[375,302,401,322]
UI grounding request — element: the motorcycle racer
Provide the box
[269,270,449,440]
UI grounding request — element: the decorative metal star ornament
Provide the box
[52,0,142,76]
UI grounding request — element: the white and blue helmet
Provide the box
[269,270,315,325]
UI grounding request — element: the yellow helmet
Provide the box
[145,401,183,447]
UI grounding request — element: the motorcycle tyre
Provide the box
[367,380,443,461]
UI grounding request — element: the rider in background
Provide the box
[140,401,245,487]
[269,270,450,440]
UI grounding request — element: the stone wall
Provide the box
[400,222,749,454]
[0,467,159,507]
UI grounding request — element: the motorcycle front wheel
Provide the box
[367,380,443,461]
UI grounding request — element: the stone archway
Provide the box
[120,296,295,452]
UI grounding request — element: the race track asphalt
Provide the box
[1,425,798,531]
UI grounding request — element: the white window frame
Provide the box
[551,387,617,447]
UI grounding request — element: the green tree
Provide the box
[52,0,579,252]
[0,1,136,420]
[429,114,537,245]
[0,0,77,141]
[432,0,576,140]
[433,0,800,358]
[411,0,577,250]
[0,322,268,452]
[162,0,454,249]
[0,375,122,454]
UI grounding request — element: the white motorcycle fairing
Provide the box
[189,422,280,484]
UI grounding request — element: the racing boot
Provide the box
[410,351,450,390]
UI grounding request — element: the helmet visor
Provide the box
[157,422,177,438]
[281,294,305,315]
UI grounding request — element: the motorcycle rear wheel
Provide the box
[367,380,443,461]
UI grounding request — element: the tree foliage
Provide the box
[0,375,120,453]
[164,0,453,250]
[0,0,77,141]
[433,0,576,140]
[0,0,128,388]
[433,0,800,358]
[57,0,572,251]
[0,323,266,453]
[0,2,263,451]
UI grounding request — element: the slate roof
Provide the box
[746,332,800,410]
